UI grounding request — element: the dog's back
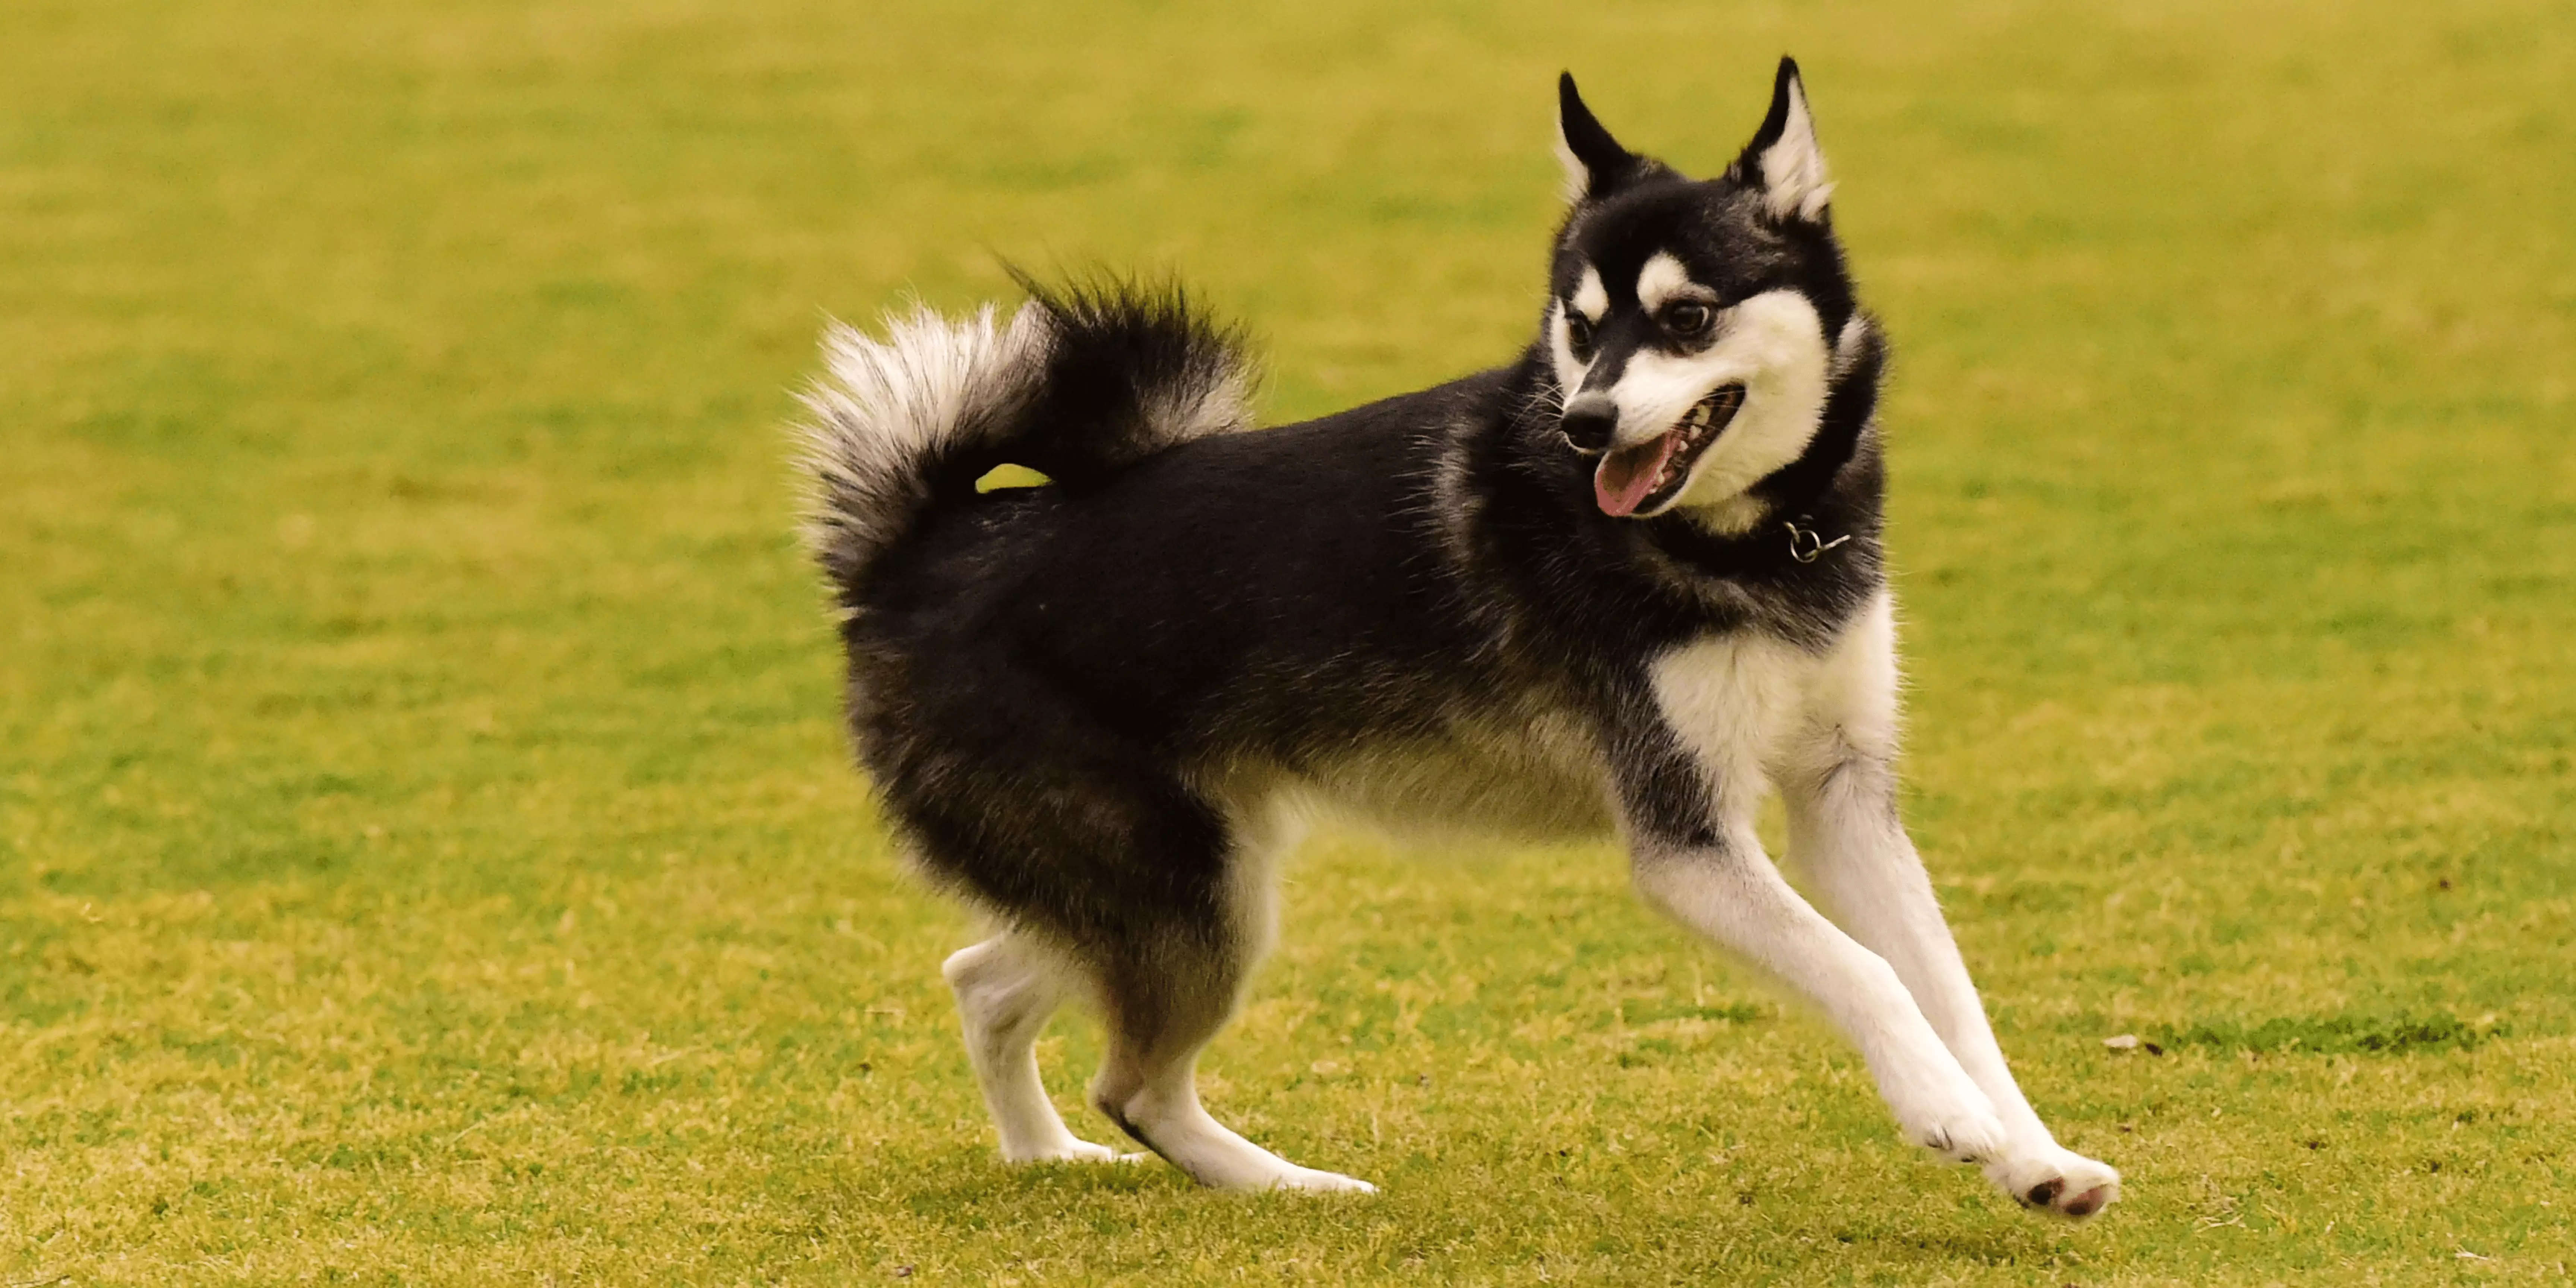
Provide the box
[866,378,1496,759]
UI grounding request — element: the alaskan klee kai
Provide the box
[798,59,2120,1217]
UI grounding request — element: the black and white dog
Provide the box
[798,59,2119,1217]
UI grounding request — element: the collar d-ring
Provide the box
[1784,518,1852,564]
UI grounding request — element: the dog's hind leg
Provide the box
[1087,935,1373,1194]
[885,698,1358,1190]
[1084,806,1370,1194]
[1779,593,2120,1218]
[942,932,1130,1164]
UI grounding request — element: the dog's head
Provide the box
[1546,59,1872,530]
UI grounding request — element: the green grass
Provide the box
[4,0,2573,1282]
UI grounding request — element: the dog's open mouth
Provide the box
[1592,384,1745,517]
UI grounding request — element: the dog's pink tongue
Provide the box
[1594,431,1680,517]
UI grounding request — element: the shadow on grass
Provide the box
[1860,1213,2093,1269]
[2158,1011,2500,1055]
[885,1150,1186,1227]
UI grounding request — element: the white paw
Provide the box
[1003,1138,1143,1164]
[1265,1166,1377,1194]
[1984,1144,2121,1219]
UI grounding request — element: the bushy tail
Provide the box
[794,278,1253,610]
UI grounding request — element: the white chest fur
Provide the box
[1651,592,1903,804]
[1650,630,1829,808]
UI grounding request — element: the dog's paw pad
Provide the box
[2056,1183,2115,1218]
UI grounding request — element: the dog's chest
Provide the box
[1648,631,1819,794]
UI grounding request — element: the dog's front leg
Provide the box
[1619,790,2010,1171]
[1780,755,2120,1218]
[1778,594,2119,1217]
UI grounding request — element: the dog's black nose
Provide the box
[1560,396,1618,455]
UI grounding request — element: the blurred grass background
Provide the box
[3,0,2572,1282]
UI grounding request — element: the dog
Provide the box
[795,58,2120,1217]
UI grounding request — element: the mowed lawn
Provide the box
[4,0,2572,1282]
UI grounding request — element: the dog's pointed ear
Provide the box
[1556,73,1642,202]
[1731,57,1834,222]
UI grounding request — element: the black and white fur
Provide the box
[797,59,2119,1216]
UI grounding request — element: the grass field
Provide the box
[5,0,2574,1282]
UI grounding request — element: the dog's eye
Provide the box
[1564,311,1596,357]
[1664,301,1714,339]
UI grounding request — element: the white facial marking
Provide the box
[1671,291,1831,508]
[1636,252,1695,314]
[1552,267,1610,393]
[1604,346,1724,448]
[1549,302,1587,391]
[1571,266,1607,323]
[1592,288,1832,524]
[1761,78,1835,221]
